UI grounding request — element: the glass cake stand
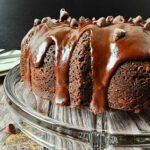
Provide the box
[3,65,150,150]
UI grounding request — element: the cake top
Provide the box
[22,9,150,113]
[33,8,150,29]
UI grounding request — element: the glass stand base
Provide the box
[4,65,150,150]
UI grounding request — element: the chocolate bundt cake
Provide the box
[20,9,150,114]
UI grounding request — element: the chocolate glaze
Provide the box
[21,16,150,114]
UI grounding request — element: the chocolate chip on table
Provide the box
[4,124,16,134]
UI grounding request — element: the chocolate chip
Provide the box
[51,19,58,23]
[133,16,143,24]
[59,8,69,22]
[85,18,90,22]
[92,17,97,24]
[112,28,126,42]
[93,20,97,24]
[144,18,150,30]
[70,18,78,27]
[92,17,96,21]
[34,18,41,26]
[4,124,16,134]
[97,17,106,27]
[106,16,113,25]
[146,18,150,23]
[67,17,72,22]
[144,21,150,30]
[79,16,85,23]
[113,16,125,24]
[41,17,51,23]
[41,18,47,23]
[46,20,55,27]
[128,17,133,23]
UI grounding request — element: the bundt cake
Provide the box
[20,9,150,114]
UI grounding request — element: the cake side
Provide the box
[108,61,150,113]
[31,43,56,99]
[69,31,92,107]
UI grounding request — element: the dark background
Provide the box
[0,0,150,49]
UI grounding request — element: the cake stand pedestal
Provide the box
[4,65,150,150]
